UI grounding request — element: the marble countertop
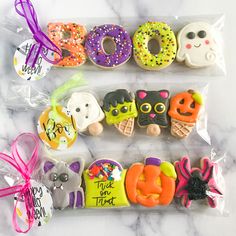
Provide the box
[0,0,236,235]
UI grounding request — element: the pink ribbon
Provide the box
[0,133,39,233]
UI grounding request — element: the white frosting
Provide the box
[177,22,218,68]
[67,92,104,132]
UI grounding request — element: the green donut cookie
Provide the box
[133,21,177,71]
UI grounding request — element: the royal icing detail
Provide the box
[125,157,176,207]
[67,92,104,133]
[177,22,218,68]
[37,106,77,150]
[13,39,52,81]
[15,180,53,227]
[85,24,132,68]
[83,159,129,208]
[42,158,85,210]
[48,23,87,67]
[174,156,223,208]
[168,90,203,139]
[133,22,177,70]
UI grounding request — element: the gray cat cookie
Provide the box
[42,158,84,210]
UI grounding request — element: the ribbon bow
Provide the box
[15,0,62,67]
[0,133,39,233]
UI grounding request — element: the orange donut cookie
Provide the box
[48,23,87,67]
[125,157,176,207]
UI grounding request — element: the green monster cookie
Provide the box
[133,21,177,71]
[83,159,129,208]
[103,89,138,136]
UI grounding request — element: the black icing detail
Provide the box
[62,49,71,58]
[198,30,206,38]
[103,89,133,111]
[185,171,208,200]
[186,32,195,39]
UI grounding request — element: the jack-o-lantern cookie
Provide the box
[42,158,85,210]
[37,105,77,150]
[168,90,203,139]
[125,157,177,207]
[103,89,138,137]
[67,92,105,136]
[83,159,129,208]
[177,22,218,68]
[136,90,170,136]
[174,156,223,208]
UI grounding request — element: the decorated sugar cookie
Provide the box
[168,90,203,139]
[136,90,170,136]
[83,159,129,208]
[103,89,138,136]
[174,156,223,208]
[48,23,87,67]
[125,157,177,207]
[37,105,77,150]
[67,92,105,136]
[42,158,85,210]
[177,22,218,68]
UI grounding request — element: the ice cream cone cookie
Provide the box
[67,92,105,136]
[168,90,203,139]
[37,106,77,150]
[103,89,138,137]
[133,22,177,71]
[48,23,87,67]
[174,156,223,208]
[177,22,218,68]
[136,90,170,136]
[83,159,129,208]
[125,157,177,207]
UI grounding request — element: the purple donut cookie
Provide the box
[85,24,132,68]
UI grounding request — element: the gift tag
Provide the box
[15,180,53,227]
[37,105,77,150]
[13,39,52,81]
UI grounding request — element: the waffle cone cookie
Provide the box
[171,118,195,139]
[114,118,134,137]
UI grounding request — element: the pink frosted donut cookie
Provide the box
[85,24,132,68]
[174,156,223,208]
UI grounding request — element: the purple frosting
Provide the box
[85,24,132,68]
[145,157,161,166]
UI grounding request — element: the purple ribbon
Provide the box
[15,0,62,67]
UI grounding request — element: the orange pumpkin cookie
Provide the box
[125,157,176,207]
[48,23,87,67]
[37,105,77,150]
[168,90,204,139]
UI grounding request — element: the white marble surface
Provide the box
[0,0,236,235]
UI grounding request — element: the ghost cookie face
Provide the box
[42,158,85,210]
[67,92,105,136]
[177,22,218,68]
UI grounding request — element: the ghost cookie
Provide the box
[136,90,170,136]
[83,159,129,208]
[177,22,218,68]
[42,158,85,210]
[67,92,105,136]
[103,89,138,136]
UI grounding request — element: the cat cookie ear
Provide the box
[69,159,84,174]
[159,90,170,99]
[137,90,147,100]
[44,161,55,173]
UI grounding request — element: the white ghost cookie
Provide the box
[177,22,218,68]
[67,92,105,136]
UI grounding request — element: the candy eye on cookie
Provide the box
[154,103,166,114]
[140,103,152,113]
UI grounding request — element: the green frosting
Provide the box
[84,170,130,208]
[133,21,177,69]
[160,162,177,179]
[192,92,204,105]
[105,100,138,125]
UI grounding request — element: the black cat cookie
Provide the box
[136,90,170,136]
